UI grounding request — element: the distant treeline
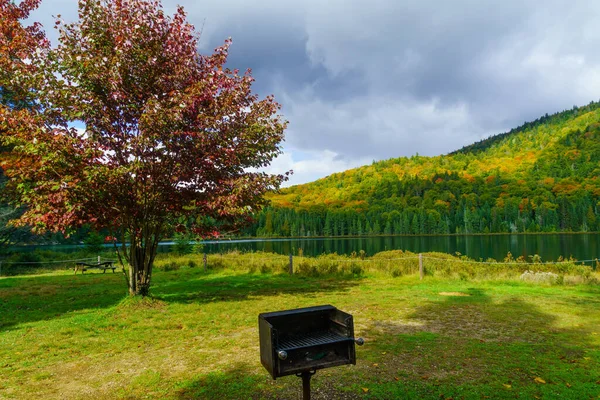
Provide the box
[246,102,600,237]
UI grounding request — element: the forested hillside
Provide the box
[246,102,600,237]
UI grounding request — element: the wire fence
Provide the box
[214,253,598,267]
[0,257,115,276]
[1,251,598,277]
[185,252,598,279]
[0,257,98,265]
[421,255,600,266]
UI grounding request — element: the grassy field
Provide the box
[1,252,599,399]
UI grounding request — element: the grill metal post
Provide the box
[299,370,315,400]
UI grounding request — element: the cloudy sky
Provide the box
[30,0,600,186]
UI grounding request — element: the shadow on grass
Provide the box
[151,270,361,305]
[361,287,600,399]
[0,271,128,332]
[174,364,275,400]
[0,268,360,332]
[174,363,364,400]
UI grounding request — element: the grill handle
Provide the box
[355,337,364,346]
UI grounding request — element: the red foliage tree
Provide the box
[0,0,48,245]
[1,0,287,295]
[0,0,47,105]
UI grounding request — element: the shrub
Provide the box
[173,233,194,255]
[350,263,363,277]
[209,257,225,270]
[520,270,560,285]
[260,263,271,274]
[83,231,105,253]
[160,261,180,272]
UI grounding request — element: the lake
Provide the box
[10,234,600,265]
[199,234,600,264]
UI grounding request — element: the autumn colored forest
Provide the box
[246,102,600,237]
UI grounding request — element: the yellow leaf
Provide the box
[373,363,379,367]
[534,377,546,384]
[503,384,511,389]
[362,388,369,393]
[583,357,590,360]
[565,382,571,388]
[381,351,387,355]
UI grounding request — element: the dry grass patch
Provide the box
[438,292,470,296]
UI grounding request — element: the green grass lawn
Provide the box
[1,263,599,399]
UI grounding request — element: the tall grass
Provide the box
[151,249,598,285]
[2,246,597,285]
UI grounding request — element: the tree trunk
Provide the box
[123,225,161,297]
[128,245,157,296]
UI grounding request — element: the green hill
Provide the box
[246,101,600,237]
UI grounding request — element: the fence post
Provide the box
[0,261,2,276]
[203,253,207,272]
[419,253,423,280]
[289,253,293,275]
[98,255,101,264]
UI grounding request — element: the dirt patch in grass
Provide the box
[117,296,168,311]
[438,292,470,297]
[372,303,550,344]
[0,286,30,299]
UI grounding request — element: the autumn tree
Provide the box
[0,0,47,245]
[1,0,287,295]
[0,0,46,106]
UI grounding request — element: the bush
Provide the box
[160,261,180,272]
[173,233,194,255]
[83,231,105,253]
[520,270,560,285]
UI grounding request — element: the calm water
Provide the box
[199,234,600,263]
[10,234,600,263]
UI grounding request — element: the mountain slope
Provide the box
[247,102,600,237]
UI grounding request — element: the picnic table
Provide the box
[74,261,116,275]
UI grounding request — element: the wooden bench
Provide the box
[74,261,116,275]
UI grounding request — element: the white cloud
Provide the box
[262,148,371,187]
[28,0,600,186]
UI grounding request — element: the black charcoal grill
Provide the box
[259,305,364,399]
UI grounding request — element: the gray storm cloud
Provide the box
[29,0,600,185]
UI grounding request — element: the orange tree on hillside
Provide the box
[1,0,287,295]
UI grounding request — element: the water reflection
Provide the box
[8,234,600,264]
[199,234,600,262]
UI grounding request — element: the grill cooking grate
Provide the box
[278,331,348,350]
